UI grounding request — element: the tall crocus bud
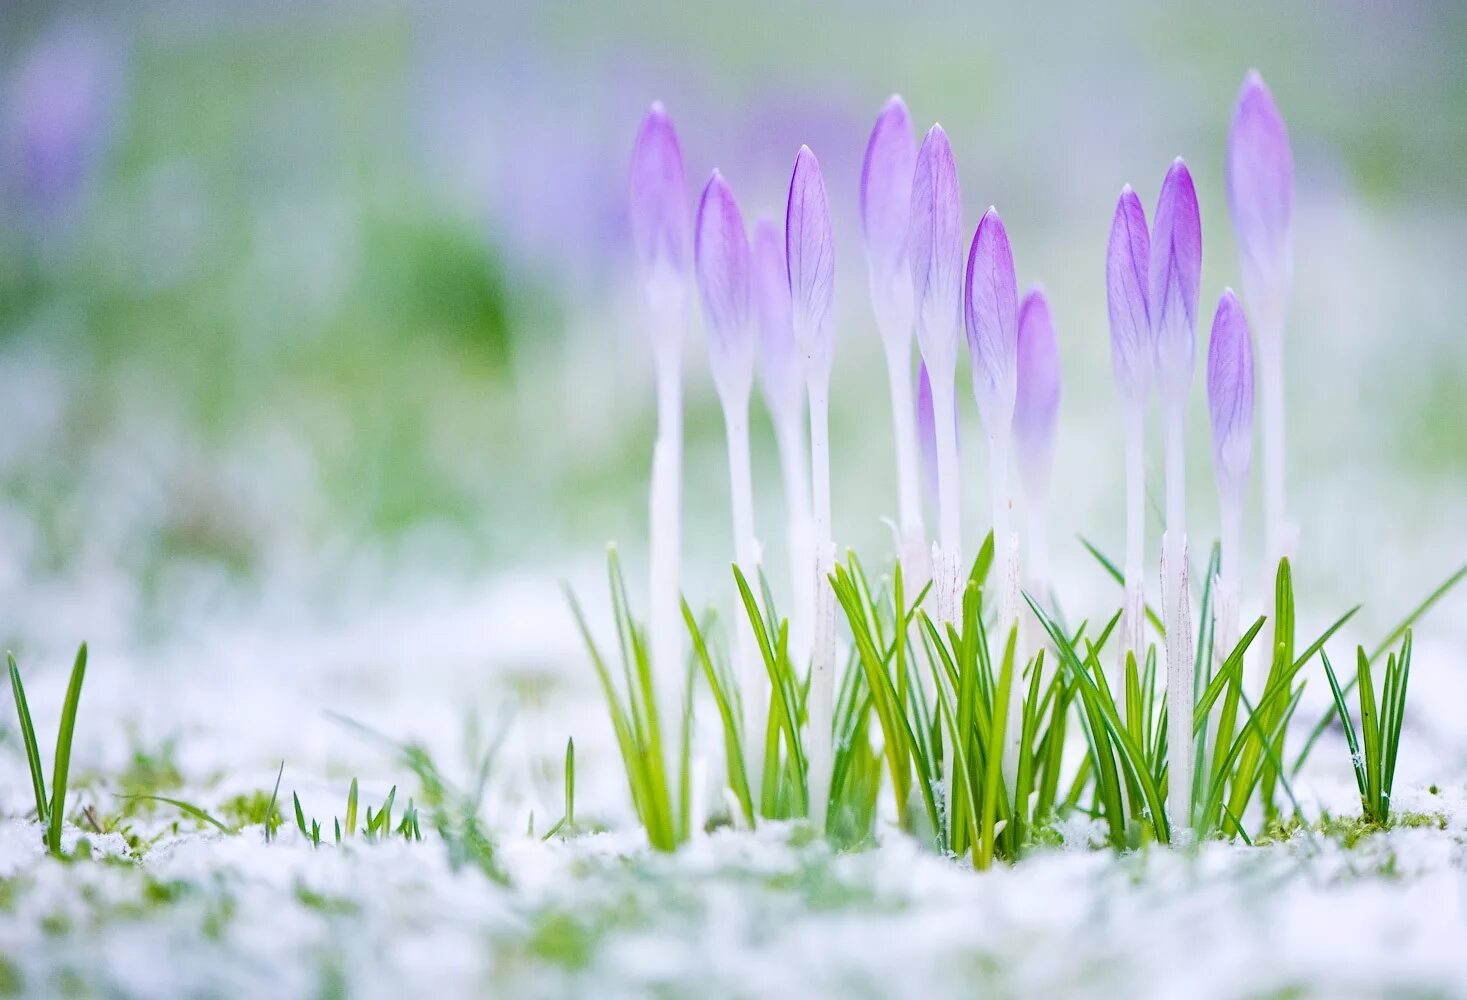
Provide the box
[909,124,964,620]
[1149,157,1201,836]
[629,102,690,756]
[753,216,815,704]
[1227,70,1294,567]
[861,96,925,577]
[696,170,763,773]
[1015,287,1060,604]
[965,205,1023,780]
[1106,185,1151,666]
[785,145,837,833]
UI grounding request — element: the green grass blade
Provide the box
[345,778,359,837]
[1078,537,1165,635]
[7,653,48,823]
[122,794,235,834]
[46,643,89,856]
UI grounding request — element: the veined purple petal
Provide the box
[1015,287,1060,502]
[861,95,916,336]
[1227,71,1293,304]
[1106,186,1151,399]
[909,124,963,367]
[1149,158,1202,407]
[1207,289,1255,497]
[786,145,835,374]
[628,102,690,277]
[916,361,939,509]
[695,170,754,384]
[964,206,1019,430]
[753,217,801,420]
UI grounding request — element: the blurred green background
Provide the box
[1,0,1463,642]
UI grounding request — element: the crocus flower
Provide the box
[1106,185,1151,402]
[861,96,924,576]
[861,95,917,341]
[965,207,1019,432]
[696,170,756,400]
[1207,289,1255,512]
[909,125,964,372]
[629,102,691,286]
[753,217,802,425]
[1149,159,1202,409]
[787,145,835,378]
[1227,70,1294,565]
[1015,288,1059,507]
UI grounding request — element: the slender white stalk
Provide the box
[774,412,815,667]
[647,294,684,762]
[720,392,762,770]
[883,337,927,583]
[1215,488,1243,676]
[1027,498,1050,613]
[1258,309,1290,566]
[990,430,1023,782]
[806,372,836,832]
[929,360,962,622]
[1121,397,1146,668]
[1162,404,1194,835]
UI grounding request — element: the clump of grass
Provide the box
[8,644,89,857]
[1321,632,1413,826]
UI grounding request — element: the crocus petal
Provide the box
[861,95,917,339]
[786,145,835,376]
[629,102,690,277]
[753,217,801,420]
[1015,287,1060,503]
[695,170,754,391]
[1227,71,1293,306]
[1149,158,1202,407]
[908,124,963,368]
[1207,289,1255,497]
[964,206,1019,431]
[916,361,939,509]
[1106,185,1151,400]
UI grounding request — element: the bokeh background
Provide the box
[1,1,1464,790]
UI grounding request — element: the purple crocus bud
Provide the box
[628,102,690,280]
[1227,71,1293,307]
[695,170,755,395]
[909,124,963,369]
[861,95,916,341]
[786,145,835,377]
[1149,158,1202,408]
[964,207,1019,430]
[1106,186,1151,401]
[752,217,801,422]
[1207,289,1255,498]
[1015,287,1060,503]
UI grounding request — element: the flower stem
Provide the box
[806,371,835,832]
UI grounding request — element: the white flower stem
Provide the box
[990,430,1022,785]
[1122,397,1146,668]
[929,361,962,623]
[1162,404,1194,836]
[720,391,762,780]
[649,340,682,774]
[806,371,835,832]
[882,337,927,582]
[1259,312,1290,566]
[774,410,815,673]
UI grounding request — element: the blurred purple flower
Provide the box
[1207,289,1255,498]
[786,145,835,375]
[629,102,691,280]
[752,217,801,422]
[909,124,963,367]
[2,21,123,229]
[1106,185,1151,400]
[861,95,916,339]
[1227,71,1293,303]
[1015,287,1060,503]
[695,170,755,392]
[1149,158,1202,407]
[965,207,1019,429]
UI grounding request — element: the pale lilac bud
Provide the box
[861,95,916,342]
[1207,289,1255,499]
[1015,287,1060,503]
[1227,71,1294,310]
[964,207,1019,432]
[1149,158,1202,408]
[695,170,754,395]
[628,102,690,278]
[909,124,963,370]
[916,361,956,513]
[1106,185,1151,400]
[786,145,835,378]
[752,217,801,421]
